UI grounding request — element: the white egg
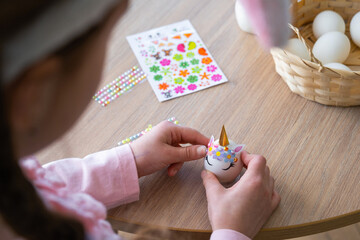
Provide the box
[235,0,254,34]
[324,62,351,71]
[350,11,360,48]
[284,38,311,60]
[312,10,345,39]
[312,31,350,64]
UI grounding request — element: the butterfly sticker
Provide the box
[146,32,162,41]
[151,52,161,60]
[162,49,173,56]
[146,34,153,41]
[162,90,172,98]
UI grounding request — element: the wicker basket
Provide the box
[270,0,360,106]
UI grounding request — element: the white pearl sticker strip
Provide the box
[93,66,146,107]
[117,117,179,146]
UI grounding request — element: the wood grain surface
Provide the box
[35,0,360,238]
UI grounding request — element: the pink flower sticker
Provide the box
[211,74,222,82]
[160,58,171,66]
[188,84,197,91]
[170,63,179,71]
[174,86,186,94]
[207,65,217,72]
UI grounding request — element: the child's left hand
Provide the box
[130,121,209,178]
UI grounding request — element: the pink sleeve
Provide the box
[210,229,251,240]
[43,144,140,209]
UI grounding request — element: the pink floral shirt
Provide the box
[17,144,249,240]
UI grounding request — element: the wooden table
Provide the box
[36,0,360,239]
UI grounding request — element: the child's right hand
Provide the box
[201,151,280,239]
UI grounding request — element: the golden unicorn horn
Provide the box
[219,125,229,146]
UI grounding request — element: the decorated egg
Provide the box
[350,11,360,48]
[204,126,245,183]
[312,31,350,64]
[312,10,345,39]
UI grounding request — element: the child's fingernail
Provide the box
[197,146,206,156]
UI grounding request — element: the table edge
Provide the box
[107,209,360,239]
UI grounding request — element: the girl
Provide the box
[0,0,281,239]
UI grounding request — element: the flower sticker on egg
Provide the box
[204,126,245,183]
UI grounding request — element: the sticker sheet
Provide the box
[127,20,228,102]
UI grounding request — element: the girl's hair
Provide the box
[0,1,87,239]
[0,96,85,239]
[1,2,174,239]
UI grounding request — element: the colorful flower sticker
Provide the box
[174,86,186,94]
[190,59,199,65]
[170,63,179,71]
[179,69,190,77]
[145,58,154,66]
[187,75,198,83]
[159,82,169,90]
[199,80,210,87]
[160,58,171,66]
[188,84,197,91]
[179,61,189,68]
[186,52,195,58]
[140,50,148,57]
[150,65,160,73]
[148,45,156,53]
[160,67,171,75]
[174,77,184,84]
[154,75,163,81]
[211,74,222,82]
[202,57,212,65]
[200,72,210,80]
[173,54,183,61]
[191,66,202,74]
[207,65,217,72]
[164,75,173,83]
